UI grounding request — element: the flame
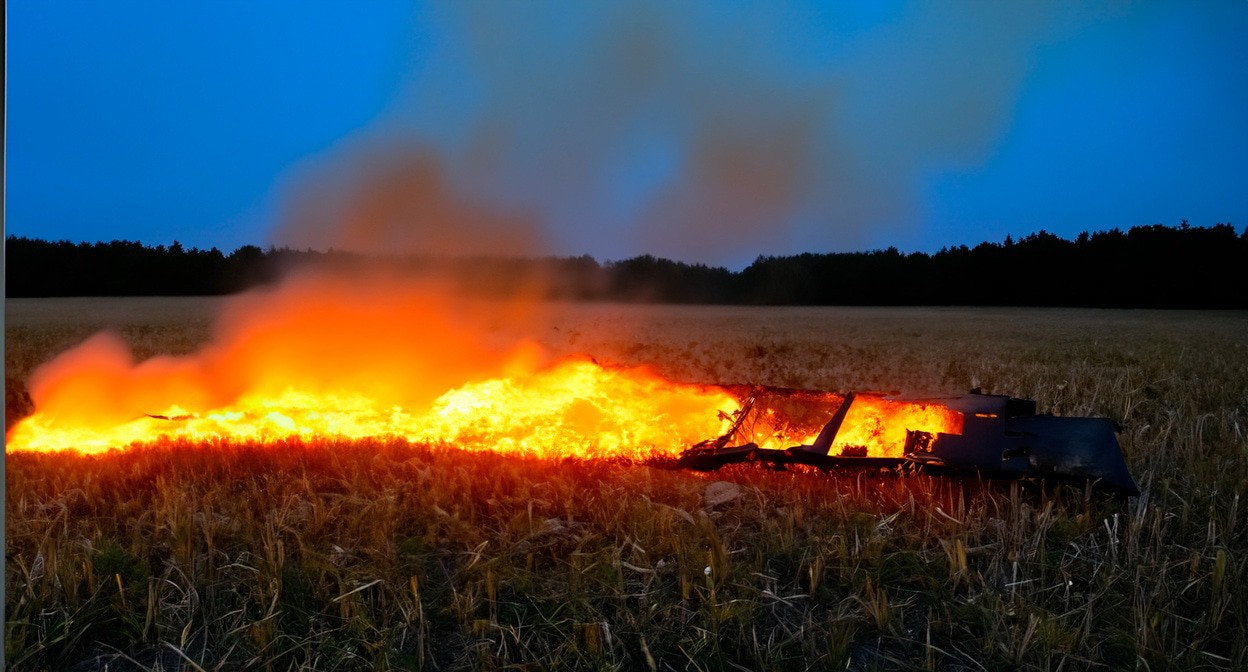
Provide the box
[830,396,964,457]
[725,393,963,457]
[6,274,740,458]
[7,357,742,459]
[6,274,962,459]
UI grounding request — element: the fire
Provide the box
[723,393,963,457]
[5,274,741,458]
[7,358,741,459]
[5,273,962,459]
[830,396,964,457]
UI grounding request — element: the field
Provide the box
[5,298,1247,670]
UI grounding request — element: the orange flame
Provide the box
[830,396,964,457]
[722,393,963,457]
[6,275,740,458]
[6,274,962,459]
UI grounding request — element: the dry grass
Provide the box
[5,299,1247,671]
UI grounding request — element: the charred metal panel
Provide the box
[907,413,1137,494]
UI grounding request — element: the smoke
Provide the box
[273,2,1089,265]
[273,140,547,257]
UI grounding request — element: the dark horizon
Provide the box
[7,218,1242,265]
[8,221,1246,310]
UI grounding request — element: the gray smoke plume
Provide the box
[274,140,546,257]
[275,2,1095,265]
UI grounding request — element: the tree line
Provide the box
[6,222,1246,308]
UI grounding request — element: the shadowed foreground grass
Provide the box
[5,441,1243,671]
[5,302,1247,670]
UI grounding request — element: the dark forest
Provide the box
[6,222,1245,308]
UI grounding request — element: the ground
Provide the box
[5,299,1246,670]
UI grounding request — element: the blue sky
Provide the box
[7,1,1247,267]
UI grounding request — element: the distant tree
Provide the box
[6,223,1247,307]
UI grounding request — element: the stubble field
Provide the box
[5,298,1247,671]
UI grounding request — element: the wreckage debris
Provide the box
[677,388,1139,495]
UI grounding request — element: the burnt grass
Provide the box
[5,302,1248,671]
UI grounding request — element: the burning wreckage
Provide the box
[8,328,1135,495]
[675,387,1139,496]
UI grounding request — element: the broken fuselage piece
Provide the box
[677,388,1139,495]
